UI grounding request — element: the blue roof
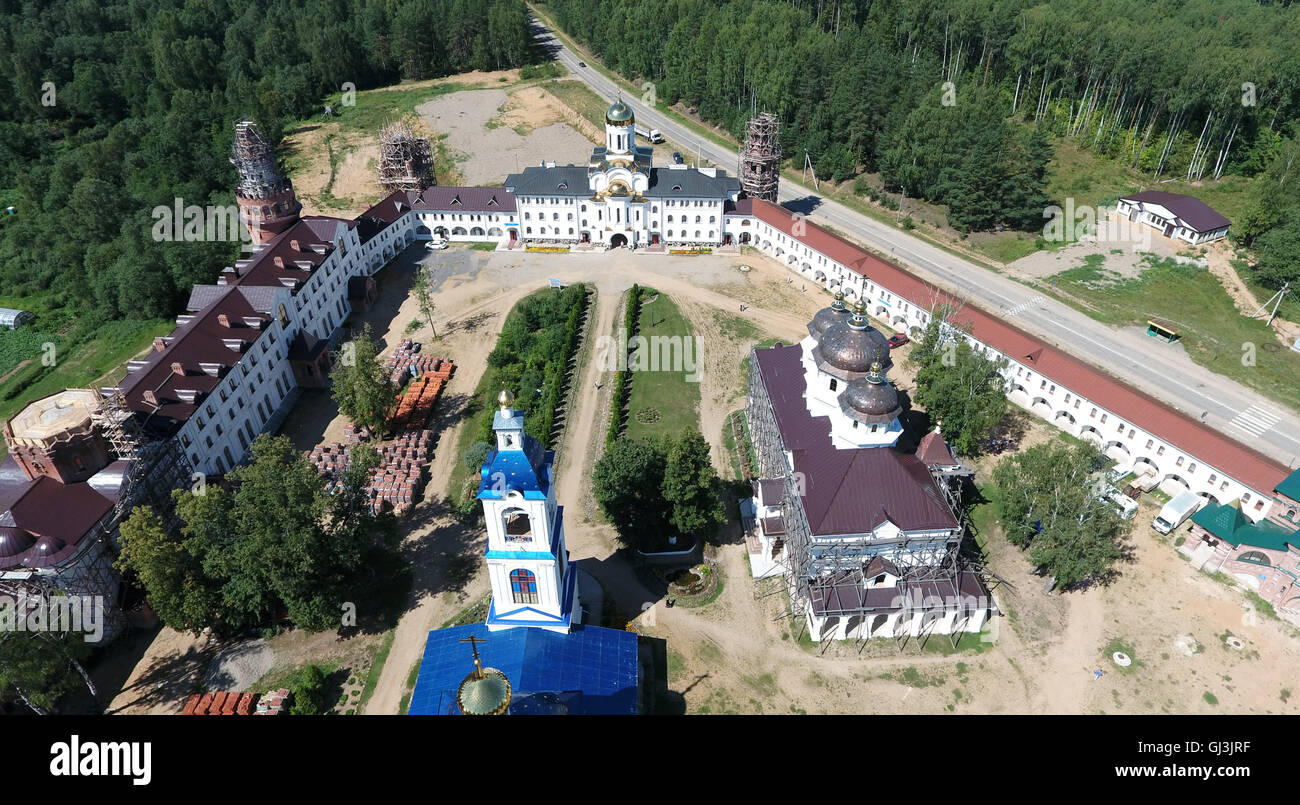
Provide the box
[408,623,640,715]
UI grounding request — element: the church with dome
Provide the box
[407,392,641,715]
[503,95,740,249]
[745,293,994,643]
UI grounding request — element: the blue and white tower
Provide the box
[477,388,579,633]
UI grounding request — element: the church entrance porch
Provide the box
[609,233,628,249]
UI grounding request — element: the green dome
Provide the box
[605,99,634,126]
[457,667,512,716]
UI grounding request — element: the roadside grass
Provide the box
[1040,253,1300,403]
[537,78,609,132]
[623,290,701,441]
[355,629,396,713]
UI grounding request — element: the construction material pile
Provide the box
[308,430,433,515]
[182,690,263,715]
[392,369,451,431]
[386,338,452,386]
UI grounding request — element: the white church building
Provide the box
[504,96,740,248]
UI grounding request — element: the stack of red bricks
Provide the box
[182,691,259,715]
[386,339,453,386]
[391,369,452,431]
[308,430,433,514]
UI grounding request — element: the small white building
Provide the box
[1115,191,1230,245]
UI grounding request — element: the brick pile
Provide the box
[255,688,291,715]
[309,430,434,515]
[392,368,452,431]
[386,338,453,386]
[182,690,260,715]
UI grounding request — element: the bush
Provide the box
[289,664,330,715]
[606,284,643,446]
[462,441,492,472]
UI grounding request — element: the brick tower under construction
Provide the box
[377,117,436,193]
[739,112,781,201]
[231,120,301,244]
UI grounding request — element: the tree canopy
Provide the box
[331,323,397,438]
[907,305,1010,455]
[0,0,537,321]
[116,434,397,634]
[992,441,1129,589]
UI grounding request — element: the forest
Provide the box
[541,0,1300,255]
[0,0,537,325]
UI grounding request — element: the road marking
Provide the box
[1229,405,1282,437]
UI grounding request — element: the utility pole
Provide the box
[1251,280,1291,327]
[897,187,906,223]
[803,151,819,191]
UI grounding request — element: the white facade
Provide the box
[726,206,1279,521]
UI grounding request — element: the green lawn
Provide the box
[623,290,700,440]
[1041,253,1300,404]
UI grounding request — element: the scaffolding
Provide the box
[739,113,781,201]
[91,388,193,526]
[744,348,995,652]
[377,117,435,193]
[231,120,293,200]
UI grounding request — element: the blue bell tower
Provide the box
[477,389,579,633]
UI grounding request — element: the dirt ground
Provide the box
[414,86,596,186]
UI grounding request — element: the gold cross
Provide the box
[460,635,487,676]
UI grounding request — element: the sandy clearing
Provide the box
[414,87,596,185]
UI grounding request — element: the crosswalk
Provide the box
[1228,405,1283,438]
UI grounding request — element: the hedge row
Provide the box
[605,284,643,447]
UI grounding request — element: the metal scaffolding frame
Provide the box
[739,113,781,201]
[231,120,293,200]
[744,348,991,651]
[377,117,435,193]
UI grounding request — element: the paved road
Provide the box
[532,16,1300,470]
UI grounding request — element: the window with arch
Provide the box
[510,569,538,603]
[1237,551,1271,567]
[503,508,532,542]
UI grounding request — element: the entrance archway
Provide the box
[610,233,628,248]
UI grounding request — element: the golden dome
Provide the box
[457,666,512,716]
[497,388,515,409]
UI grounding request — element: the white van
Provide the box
[1152,490,1203,534]
[1107,491,1138,521]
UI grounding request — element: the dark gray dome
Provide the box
[808,293,849,338]
[813,308,892,379]
[0,526,35,558]
[839,375,902,425]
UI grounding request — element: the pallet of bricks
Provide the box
[308,432,432,515]
[386,338,454,387]
[391,365,453,431]
[181,691,262,715]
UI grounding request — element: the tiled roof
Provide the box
[504,165,592,197]
[752,342,957,536]
[917,430,957,467]
[645,166,739,198]
[1120,191,1230,232]
[413,186,516,212]
[0,466,113,571]
[1276,468,1300,502]
[747,199,1291,495]
[118,286,272,435]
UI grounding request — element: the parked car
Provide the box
[672,152,684,164]
[887,333,909,349]
[577,61,586,67]
[426,238,448,250]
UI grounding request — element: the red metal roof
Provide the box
[747,199,1290,494]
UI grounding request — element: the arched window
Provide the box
[503,508,532,542]
[510,569,538,603]
[1238,551,1271,567]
